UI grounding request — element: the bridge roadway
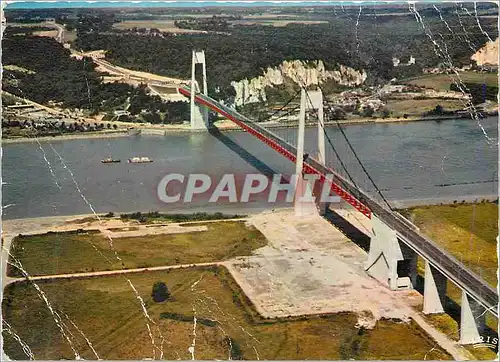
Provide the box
[179,86,498,316]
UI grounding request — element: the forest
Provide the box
[3,5,498,121]
[2,34,188,123]
[73,12,496,100]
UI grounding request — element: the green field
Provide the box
[403,202,497,287]
[113,20,206,33]
[406,72,499,91]
[385,99,464,117]
[7,221,267,277]
[402,202,498,358]
[2,267,451,360]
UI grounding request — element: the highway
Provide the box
[180,86,499,316]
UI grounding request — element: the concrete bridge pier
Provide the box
[365,215,414,290]
[190,50,210,130]
[294,88,328,216]
[423,260,447,314]
[460,291,486,344]
[399,243,418,288]
[294,89,318,217]
[294,175,320,217]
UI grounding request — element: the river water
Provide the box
[2,118,497,220]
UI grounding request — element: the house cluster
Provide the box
[392,56,416,67]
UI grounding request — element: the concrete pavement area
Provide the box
[227,209,413,326]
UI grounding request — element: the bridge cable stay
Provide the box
[314,85,394,211]
[298,86,360,189]
[286,74,360,186]
[268,105,301,124]
[252,76,368,204]
[257,88,302,123]
[296,85,376,229]
[259,89,304,150]
[236,90,301,150]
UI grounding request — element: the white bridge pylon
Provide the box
[190,50,209,130]
[294,88,334,216]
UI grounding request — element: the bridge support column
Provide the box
[295,175,320,217]
[365,215,415,290]
[400,243,417,288]
[190,50,209,130]
[423,260,447,314]
[460,291,486,344]
[305,90,325,165]
[318,200,330,216]
[365,215,400,288]
[294,89,318,216]
[309,90,327,216]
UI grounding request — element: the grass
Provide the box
[7,221,266,277]
[423,312,497,360]
[464,345,499,360]
[415,258,498,338]
[405,72,499,91]
[112,20,206,33]
[385,99,464,117]
[3,64,36,74]
[233,19,328,26]
[403,202,498,287]
[1,126,39,139]
[403,203,498,359]
[119,211,245,223]
[63,30,77,42]
[2,266,452,360]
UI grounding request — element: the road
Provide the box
[90,57,187,85]
[4,262,223,286]
[52,22,65,43]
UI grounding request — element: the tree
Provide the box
[361,107,374,118]
[381,108,391,118]
[152,281,170,302]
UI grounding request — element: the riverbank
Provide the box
[390,195,498,209]
[3,195,497,223]
[1,130,131,144]
[257,113,473,129]
[2,114,480,144]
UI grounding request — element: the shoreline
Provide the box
[1,130,131,144]
[1,115,482,144]
[2,197,497,222]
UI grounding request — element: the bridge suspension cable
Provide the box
[299,86,360,189]
[258,88,302,123]
[306,86,393,211]
[269,105,301,123]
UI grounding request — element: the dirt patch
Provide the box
[32,30,58,38]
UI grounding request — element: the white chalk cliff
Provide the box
[471,38,499,66]
[231,60,367,106]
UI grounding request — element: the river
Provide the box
[2,118,497,220]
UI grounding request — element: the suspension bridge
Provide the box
[178,50,498,345]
